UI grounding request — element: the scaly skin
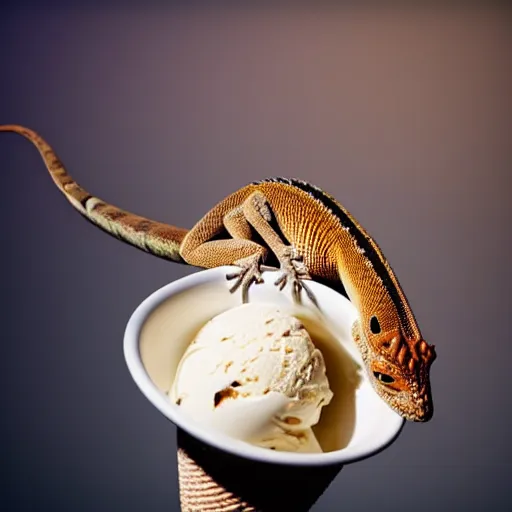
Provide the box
[0,125,188,261]
[0,124,436,422]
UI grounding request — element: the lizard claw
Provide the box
[226,255,265,303]
[274,272,315,305]
[273,246,317,305]
[225,248,316,305]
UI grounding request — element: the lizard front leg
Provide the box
[242,191,315,303]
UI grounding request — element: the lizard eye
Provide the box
[370,316,381,334]
[373,371,395,384]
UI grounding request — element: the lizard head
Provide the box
[352,319,436,422]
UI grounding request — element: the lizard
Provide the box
[0,124,436,422]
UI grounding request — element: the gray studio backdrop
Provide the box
[1,4,511,512]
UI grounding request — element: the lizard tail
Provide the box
[0,124,189,263]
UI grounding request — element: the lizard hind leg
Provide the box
[180,203,271,303]
[182,236,268,303]
[223,206,277,302]
[223,206,253,240]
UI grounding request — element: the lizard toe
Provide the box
[226,254,265,301]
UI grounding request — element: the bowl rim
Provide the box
[123,266,405,466]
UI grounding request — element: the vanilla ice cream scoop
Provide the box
[169,303,333,453]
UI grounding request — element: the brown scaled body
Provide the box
[0,125,436,422]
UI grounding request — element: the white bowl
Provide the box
[124,266,405,466]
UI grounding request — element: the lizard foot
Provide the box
[274,247,316,304]
[226,255,267,303]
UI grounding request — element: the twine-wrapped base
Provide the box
[176,428,343,512]
[178,447,255,511]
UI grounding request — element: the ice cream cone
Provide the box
[177,444,256,511]
[123,268,406,509]
[176,428,342,512]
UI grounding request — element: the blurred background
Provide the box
[1,3,511,511]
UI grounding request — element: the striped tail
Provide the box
[1,124,189,263]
